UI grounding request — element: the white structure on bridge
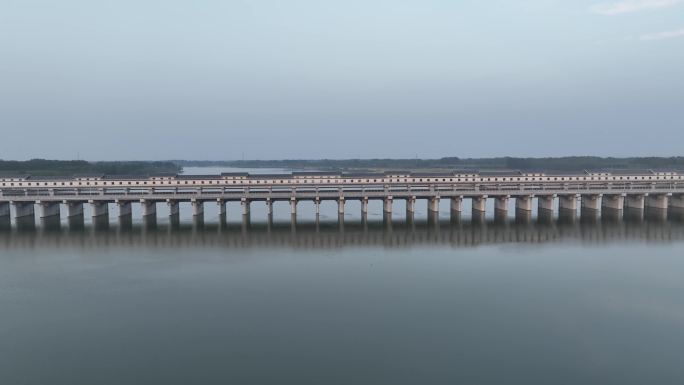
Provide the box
[1,169,683,226]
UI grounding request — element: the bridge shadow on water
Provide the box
[2,208,684,250]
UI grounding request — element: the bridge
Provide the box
[1,169,683,227]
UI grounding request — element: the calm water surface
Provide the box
[2,168,684,384]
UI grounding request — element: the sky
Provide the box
[0,0,682,161]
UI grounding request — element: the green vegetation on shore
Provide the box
[0,159,181,176]
[175,157,684,172]
[3,157,683,176]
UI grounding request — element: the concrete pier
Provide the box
[516,196,533,212]
[515,208,532,223]
[495,196,509,212]
[559,195,578,211]
[406,197,415,213]
[191,200,204,216]
[450,196,462,212]
[314,198,320,215]
[625,194,645,210]
[117,201,132,217]
[13,202,35,218]
[602,194,624,211]
[538,195,554,212]
[427,197,440,213]
[166,200,179,216]
[427,209,439,225]
[39,204,61,229]
[167,204,178,226]
[646,194,668,210]
[671,194,684,209]
[66,202,84,217]
[90,201,108,217]
[361,197,369,215]
[141,200,156,217]
[472,196,486,213]
[241,199,250,215]
[383,196,393,213]
[217,200,226,216]
[290,198,297,215]
[337,198,345,214]
[494,207,508,223]
[581,195,601,211]
[266,199,273,215]
[472,208,486,223]
[39,201,60,218]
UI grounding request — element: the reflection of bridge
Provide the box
[2,216,684,250]
[1,170,684,226]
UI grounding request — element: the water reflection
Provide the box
[2,212,684,250]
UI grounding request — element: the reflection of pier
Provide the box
[2,214,684,250]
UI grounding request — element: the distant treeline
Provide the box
[0,159,181,176]
[175,157,684,172]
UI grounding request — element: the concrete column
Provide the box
[472,196,486,213]
[494,196,509,212]
[646,194,668,210]
[538,195,554,212]
[559,195,578,211]
[581,195,601,211]
[266,199,273,215]
[13,202,35,218]
[383,196,393,213]
[406,197,416,213]
[38,201,60,218]
[66,202,84,217]
[361,197,368,215]
[515,196,533,212]
[450,197,462,212]
[191,200,204,216]
[428,196,440,213]
[602,194,624,211]
[141,200,156,217]
[670,194,684,209]
[314,199,320,215]
[117,201,132,216]
[241,198,250,215]
[217,200,226,216]
[90,201,109,217]
[337,198,345,214]
[166,200,179,216]
[290,198,297,215]
[625,194,645,210]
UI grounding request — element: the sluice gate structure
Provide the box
[1,169,684,227]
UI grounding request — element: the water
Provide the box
[2,169,684,384]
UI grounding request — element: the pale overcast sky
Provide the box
[1,0,682,160]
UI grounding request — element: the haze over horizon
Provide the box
[1,0,682,161]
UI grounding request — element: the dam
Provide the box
[1,169,683,227]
